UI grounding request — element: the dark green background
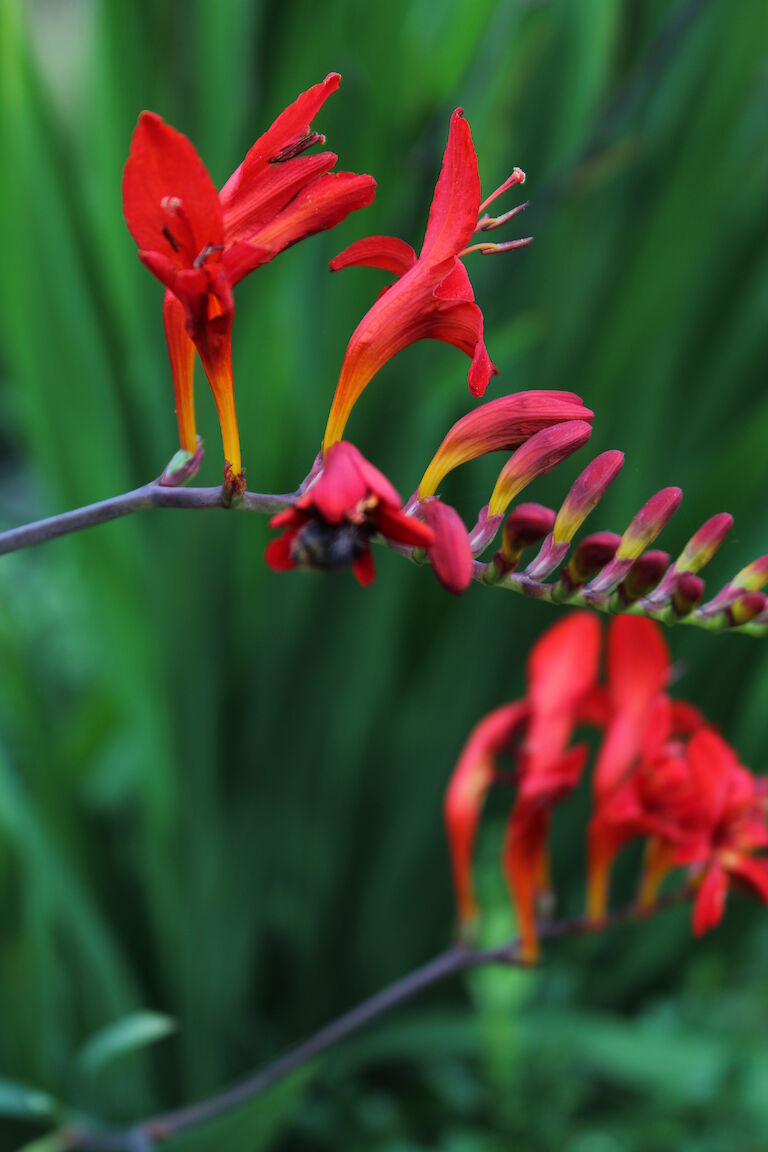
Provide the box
[2,1,768,1149]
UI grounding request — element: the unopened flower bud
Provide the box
[617,488,682,561]
[418,393,591,500]
[727,591,767,627]
[159,437,204,487]
[702,554,768,617]
[498,503,556,572]
[489,421,592,517]
[420,500,474,595]
[553,450,624,544]
[620,550,670,603]
[672,573,705,617]
[676,513,733,573]
[647,513,733,606]
[564,532,621,590]
[589,488,682,594]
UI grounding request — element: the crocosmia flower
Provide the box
[323,108,531,451]
[265,442,433,586]
[123,74,375,485]
[444,612,600,960]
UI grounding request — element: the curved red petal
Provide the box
[352,545,376,586]
[264,530,299,571]
[692,861,728,935]
[228,172,376,283]
[421,109,480,264]
[445,702,529,922]
[528,611,602,713]
[123,112,223,266]
[374,505,435,549]
[330,235,418,277]
[220,73,342,206]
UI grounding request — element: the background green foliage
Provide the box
[1,0,768,1148]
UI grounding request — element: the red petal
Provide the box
[352,545,376,586]
[226,171,376,283]
[330,235,418,277]
[220,73,342,204]
[374,505,434,548]
[123,112,223,267]
[692,861,728,935]
[346,444,403,508]
[264,530,298,571]
[685,728,738,828]
[420,500,474,595]
[306,443,369,523]
[421,109,480,264]
[428,298,498,398]
[727,853,768,905]
[446,702,529,922]
[608,617,670,708]
[269,508,303,528]
[593,616,671,796]
[222,151,337,243]
[528,611,602,714]
[434,259,476,302]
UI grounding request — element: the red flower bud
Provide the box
[420,500,474,595]
[565,532,621,589]
[672,573,705,617]
[727,591,766,627]
[499,503,556,572]
[620,550,670,603]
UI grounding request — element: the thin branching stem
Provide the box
[0,482,297,556]
[62,889,690,1151]
[1,480,764,634]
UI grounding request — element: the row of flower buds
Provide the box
[264,388,768,637]
[444,613,768,962]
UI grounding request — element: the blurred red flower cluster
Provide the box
[445,613,768,961]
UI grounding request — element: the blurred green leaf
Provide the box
[0,1074,57,1121]
[77,1012,177,1076]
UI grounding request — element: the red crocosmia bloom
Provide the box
[587,695,708,919]
[264,442,433,586]
[591,616,671,799]
[122,74,376,481]
[324,108,530,451]
[676,736,768,935]
[504,612,601,961]
[419,500,474,595]
[445,703,530,924]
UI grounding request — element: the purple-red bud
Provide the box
[727,591,767,627]
[675,513,733,573]
[553,450,624,544]
[590,488,682,594]
[565,531,621,589]
[489,421,593,517]
[672,573,705,617]
[617,487,683,561]
[499,503,556,571]
[620,550,670,603]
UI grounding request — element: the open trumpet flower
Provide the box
[123,73,375,488]
[323,108,532,451]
